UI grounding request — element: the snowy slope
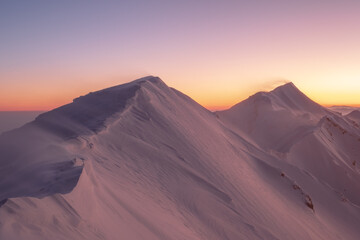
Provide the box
[347,110,360,124]
[217,82,332,151]
[1,77,360,240]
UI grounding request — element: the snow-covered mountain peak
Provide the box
[271,81,297,92]
[31,76,170,139]
[217,82,332,151]
[221,81,327,119]
[0,76,179,205]
[268,82,325,113]
[2,77,360,240]
[71,75,166,103]
[97,75,165,92]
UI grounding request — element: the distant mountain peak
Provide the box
[279,81,295,88]
[245,82,302,104]
[220,80,328,125]
[266,81,328,113]
[270,82,302,95]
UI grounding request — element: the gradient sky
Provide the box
[1,0,360,111]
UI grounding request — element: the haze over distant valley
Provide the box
[0,111,44,134]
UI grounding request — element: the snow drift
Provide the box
[1,76,360,240]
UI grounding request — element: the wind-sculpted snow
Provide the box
[32,76,162,139]
[0,122,83,203]
[1,76,360,240]
[0,77,164,203]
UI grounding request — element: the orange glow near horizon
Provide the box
[1,1,360,111]
[1,76,359,112]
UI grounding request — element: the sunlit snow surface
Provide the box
[1,76,360,240]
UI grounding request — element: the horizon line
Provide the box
[2,103,360,112]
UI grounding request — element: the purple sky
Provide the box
[1,0,360,110]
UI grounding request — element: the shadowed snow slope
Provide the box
[1,77,360,240]
[347,110,360,123]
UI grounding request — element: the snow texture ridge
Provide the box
[1,77,360,240]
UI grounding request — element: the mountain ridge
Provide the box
[1,77,360,240]
[228,81,328,116]
[31,76,165,139]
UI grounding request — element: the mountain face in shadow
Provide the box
[1,76,360,240]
